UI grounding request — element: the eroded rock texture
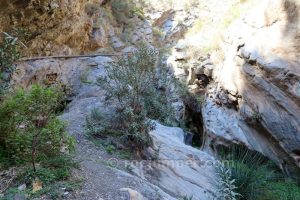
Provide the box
[204,0,300,175]
[0,0,112,56]
[131,122,218,199]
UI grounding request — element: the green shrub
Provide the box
[96,44,174,151]
[1,155,80,200]
[153,27,165,38]
[24,156,78,184]
[105,145,116,154]
[111,0,134,24]
[0,85,75,170]
[265,179,300,200]
[86,108,122,138]
[111,0,144,24]
[251,111,262,121]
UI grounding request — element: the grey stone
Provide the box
[111,37,125,50]
[122,46,137,54]
[18,184,26,191]
[14,193,26,200]
[174,51,187,61]
[203,64,214,78]
[132,122,218,199]
[144,27,153,35]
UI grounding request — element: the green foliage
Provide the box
[86,108,132,159]
[265,179,300,200]
[218,147,276,200]
[217,163,241,200]
[111,0,137,24]
[186,19,203,36]
[251,111,262,121]
[111,0,145,25]
[0,34,20,71]
[105,145,116,154]
[0,33,21,95]
[79,68,93,84]
[0,85,75,170]
[2,156,80,200]
[100,7,115,22]
[217,146,300,200]
[10,27,33,44]
[24,156,78,184]
[223,1,252,27]
[153,27,165,38]
[181,195,193,200]
[0,28,31,97]
[95,44,174,151]
[85,3,101,16]
[35,179,82,200]
[86,108,121,138]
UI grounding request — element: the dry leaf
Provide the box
[32,179,43,193]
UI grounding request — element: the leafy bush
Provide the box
[0,85,75,170]
[95,44,174,151]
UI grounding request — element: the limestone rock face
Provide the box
[132,122,218,199]
[0,0,112,56]
[204,0,300,174]
[12,56,112,95]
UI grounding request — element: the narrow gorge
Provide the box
[0,0,299,200]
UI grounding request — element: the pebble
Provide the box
[64,191,70,196]
[18,184,26,191]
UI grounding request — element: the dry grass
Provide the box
[182,0,255,56]
[186,19,203,37]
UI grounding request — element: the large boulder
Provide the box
[204,0,300,175]
[131,122,218,199]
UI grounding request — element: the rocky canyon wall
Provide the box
[203,0,300,175]
[0,0,113,56]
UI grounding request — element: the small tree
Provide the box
[0,85,74,171]
[97,44,174,151]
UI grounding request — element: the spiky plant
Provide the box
[217,162,241,200]
[217,146,279,200]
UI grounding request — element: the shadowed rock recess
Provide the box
[1,0,300,199]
